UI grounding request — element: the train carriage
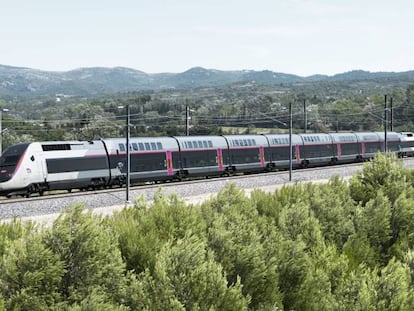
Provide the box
[0,140,111,196]
[299,133,335,167]
[328,133,359,163]
[173,136,228,177]
[264,134,303,169]
[101,137,180,183]
[222,134,269,173]
[354,132,381,160]
[40,140,110,190]
[375,132,401,154]
[399,132,414,157]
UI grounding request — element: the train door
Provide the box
[217,149,224,172]
[166,151,174,176]
[33,150,47,183]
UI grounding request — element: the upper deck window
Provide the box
[42,144,71,151]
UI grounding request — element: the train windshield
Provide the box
[0,143,29,166]
[0,143,29,182]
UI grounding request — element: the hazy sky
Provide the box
[1,0,413,76]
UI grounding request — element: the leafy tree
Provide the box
[203,184,283,310]
[375,258,413,311]
[44,205,127,306]
[349,153,408,205]
[388,190,414,258]
[0,233,65,310]
[335,264,378,311]
[358,191,393,259]
[112,192,206,273]
[140,234,249,310]
[0,219,28,258]
[277,239,311,309]
[307,176,355,250]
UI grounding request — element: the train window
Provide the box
[184,141,188,148]
[188,141,193,148]
[252,139,256,146]
[42,144,71,151]
[157,142,162,150]
[138,143,144,151]
[144,143,151,151]
[203,141,208,148]
[198,141,203,148]
[208,141,213,148]
[132,143,138,151]
[119,144,125,152]
[192,141,198,148]
[151,142,157,150]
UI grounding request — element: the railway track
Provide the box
[1,158,414,223]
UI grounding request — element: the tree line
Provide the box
[1,83,414,149]
[1,153,414,309]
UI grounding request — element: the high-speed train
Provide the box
[0,131,410,197]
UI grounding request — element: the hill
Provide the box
[0,64,414,96]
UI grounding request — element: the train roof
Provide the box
[353,132,380,141]
[101,137,179,152]
[32,140,106,151]
[299,133,333,144]
[329,133,358,143]
[374,132,400,141]
[222,134,268,147]
[264,134,303,145]
[173,136,228,150]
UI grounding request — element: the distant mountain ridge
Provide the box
[0,64,413,96]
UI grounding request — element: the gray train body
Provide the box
[0,132,407,197]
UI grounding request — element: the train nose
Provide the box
[0,170,13,182]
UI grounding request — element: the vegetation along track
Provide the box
[2,158,414,222]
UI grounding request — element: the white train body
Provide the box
[0,141,111,196]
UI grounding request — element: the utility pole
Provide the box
[390,97,393,131]
[126,104,131,203]
[384,95,388,153]
[186,106,190,136]
[0,110,2,156]
[303,99,307,133]
[289,102,293,182]
[0,108,9,155]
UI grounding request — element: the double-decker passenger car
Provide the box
[173,135,228,177]
[102,137,180,183]
[299,133,335,167]
[264,134,303,169]
[223,134,268,173]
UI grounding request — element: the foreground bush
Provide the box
[1,154,414,310]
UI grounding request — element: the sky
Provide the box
[1,0,413,76]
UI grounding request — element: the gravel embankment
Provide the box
[2,158,414,225]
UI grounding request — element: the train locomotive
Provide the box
[0,131,409,198]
